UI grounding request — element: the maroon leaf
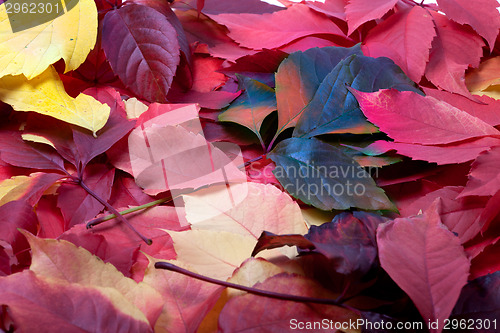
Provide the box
[450,271,500,330]
[102,3,181,103]
[252,231,315,257]
[0,200,37,264]
[0,132,66,173]
[57,164,115,228]
[377,204,470,333]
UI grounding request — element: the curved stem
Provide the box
[79,179,152,245]
[155,262,354,309]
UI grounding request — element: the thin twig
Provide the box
[155,262,352,308]
[79,180,152,245]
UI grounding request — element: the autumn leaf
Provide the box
[0,66,110,135]
[362,5,436,82]
[268,137,395,211]
[0,0,98,79]
[274,45,363,137]
[293,54,420,137]
[345,0,399,35]
[102,2,181,103]
[351,89,500,144]
[377,204,470,333]
[210,4,347,50]
[0,172,63,207]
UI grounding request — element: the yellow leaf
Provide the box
[0,174,32,206]
[23,232,163,325]
[0,0,98,79]
[167,229,257,280]
[0,66,110,134]
[22,133,56,149]
[124,97,149,119]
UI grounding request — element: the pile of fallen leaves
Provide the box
[1,0,500,332]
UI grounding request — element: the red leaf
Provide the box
[0,172,63,207]
[182,0,282,15]
[36,196,65,239]
[364,137,500,165]
[351,89,500,144]
[143,260,224,333]
[377,204,470,333]
[424,12,484,97]
[220,49,288,74]
[423,87,500,127]
[436,0,500,51]
[470,241,500,279]
[0,131,66,173]
[363,6,436,82]
[459,146,500,197]
[0,200,37,263]
[306,0,347,20]
[210,4,347,50]
[102,3,180,103]
[0,271,153,332]
[346,0,398,35]
[57,164,115,228]
[218,273,359,332]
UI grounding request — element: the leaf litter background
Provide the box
[0,0,500,332]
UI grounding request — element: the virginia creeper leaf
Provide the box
[0,67,111,135]
[305,0,347,20]
[345,0,399,35]
[363,6,436,82]
[459,146,500,197]
[180,0,282,15]
[362,137,500,165]
[0,172,63,207]
[268,137,395,211]
[143,258,224,333]
[24,232,164,325]
[0,0,98,79]
[184,182,308,238]
[423,87,500,127]
[57,164,115,228]
[0,271,153,333]
[351,89,500,144]
[450,271,500,327]
[0,131,66,173]
[293,55,420,137]
[377,204,470,333]
[218,75,276,142]
[72,87,135,169]
[436,0,500,51]
[210,4,346,50]
[0,200,37,262]
[275,45,363,136]
[465,56,500,92]
[102,3,180,103]
[425,12,484,97]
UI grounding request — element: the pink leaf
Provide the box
[350,89,500,144]
[102,3,180,103]
[363,6,436,82]
[364,137,500,165]
[377,204,470,333]
[306,0,347,20]
[459,146,500,197]
[346,0,398,35]
[436,0,500,51]
[423,88,500,127]
[209,4,347,50]
[424,12,484,97]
